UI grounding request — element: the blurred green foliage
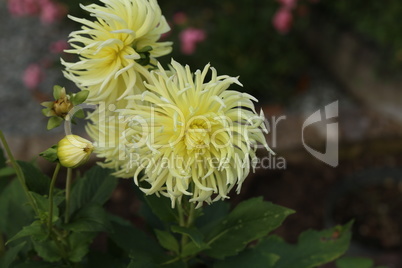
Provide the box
[317,0,402,73]
[158,0,310,104]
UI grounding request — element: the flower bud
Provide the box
[53,89,73,117]
[57,135,94,168]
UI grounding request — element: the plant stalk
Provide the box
[178,198,197,254]
[0,130,39,216]
[64,167,73,223]
[48,163,61,234]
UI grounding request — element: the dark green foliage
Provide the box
[203,197,294,259]
[216,222,352,268]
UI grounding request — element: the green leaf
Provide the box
[214,246,279,268]
[32,239,61,262]
[40,101,53,109]
[108,215,164,255]
[69,166,117,216]
[0,147,7,168]
[71,90,89,105]
[0,148,12,195]
[46,116,63,130]
[196,200,230,235]
[0,167,15,177]
[17,161,50,196]
[30,192,60,223]
[65,203,111,232]
[73,108,85,119]
[6,221,46,245]
[154,229,180,254]
[262,222,353,268]
[127,256,186,268]
[108,215,175,266]
[171,225,204,248]
[0,180,34,241]
[181,241,209,258]
[142,193,178,224]
[0,241,26,268]
[39,145,58,163]
[53,85,63,100]
[67,231,96,263]
[41,107,54,117]
[336,256,374,268]
[137,46,153,53]
[204,197,294,259]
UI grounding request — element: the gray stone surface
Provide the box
[0,2,84,162]
[0,1,73,136]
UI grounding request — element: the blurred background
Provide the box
[1,0,402,266]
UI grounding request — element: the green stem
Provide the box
[178,199,197,256]
[48,163,61,234]
[64,168,72,223]
[186,202,196,228]
[0,131,39,216]
[177,200,185,227]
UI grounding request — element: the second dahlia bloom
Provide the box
[115,60,273,207]
[62,0,172,105]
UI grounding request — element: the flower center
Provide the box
[184,124,210,150]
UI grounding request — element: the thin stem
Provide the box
[177,200,187,252]
[177,201,185,227]
[178,198,197,257]
[0,131,39,216]
[64,168,73,223]
[48,163,61,234]
[161,256,181,266]
[186,202,196,228]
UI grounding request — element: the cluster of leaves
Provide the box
[0,146,384,267]
[0,148,117,267]
[0,147,351,268]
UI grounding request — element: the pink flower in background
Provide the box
[8,0,40,16]
[173,12,188,25]
[49,40,69,54]
[23,64,44,90]
[278,0,298,9]
[7,0,67,24]
[272,8,293,34]
[39,0,67,24]
[179,28,206,55]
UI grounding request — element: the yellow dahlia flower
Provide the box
[86,103,136,176]
[116,60,273,208]
[57,135,94,168]
[62,0,172,105]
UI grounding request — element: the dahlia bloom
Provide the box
[86,100,140,177]
[109,60,273,207]
[62,0,172,105]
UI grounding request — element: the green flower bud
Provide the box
[53,94,73,118]
[57,135,94,168]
